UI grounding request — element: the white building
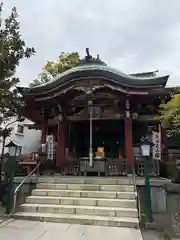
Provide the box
[0,117,41,155]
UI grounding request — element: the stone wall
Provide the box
[138,183,180,238]
[165,184,180,237]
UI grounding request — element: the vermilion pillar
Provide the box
[41,109,47,144]
[56,120,66,167]
[125,99,134,173]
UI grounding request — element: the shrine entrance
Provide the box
[69,120,125,159]
[65,119,126,176]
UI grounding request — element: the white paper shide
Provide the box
[46,135,54,160]
[152,131,161,160]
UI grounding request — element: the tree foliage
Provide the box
[29,52,80,87]
[0,3,35,120]
[156,87,180,134]
[29,71,51,88]
[0,3,35,145]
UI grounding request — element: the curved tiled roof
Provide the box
[18,64,169,96]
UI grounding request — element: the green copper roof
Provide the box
[30,64,168,90]
[18,48,169,96]
[17,63,169,98]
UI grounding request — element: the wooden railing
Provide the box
[107,158,127,176]
[60,159,80,175]
[59,157,128,176]
[34,145,162,177]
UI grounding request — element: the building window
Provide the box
[16,124,24,134]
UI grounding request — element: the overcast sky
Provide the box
[3,0,180,87]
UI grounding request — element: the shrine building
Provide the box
[17,50,171,177]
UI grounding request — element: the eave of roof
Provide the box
[130,70,159,77]
[17,64,169,96]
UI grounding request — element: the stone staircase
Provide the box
[13,177,139,228]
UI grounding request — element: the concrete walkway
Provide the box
[0,219,144,240]
[1,219,179,239]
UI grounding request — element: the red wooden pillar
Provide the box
[56,120,66,167]
[125,99,134,173]
[41,109,47,144]
[41,124,47,144]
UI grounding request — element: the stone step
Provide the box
[37,177,133,185]
[26,196,136,208]
[13,212,139,228]
[13,176,139,229]
[37,183,134,192]
[21,203,138,218]
[32,189,136,199]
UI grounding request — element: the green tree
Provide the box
[157,89,180,133]
[29,52,80,87]
[0,3,35,162]
[157,89,180,183]
[29,71,51,88]
[0,3,35,117]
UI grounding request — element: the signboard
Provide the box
[152,131,161,160]
[46,135,54,160]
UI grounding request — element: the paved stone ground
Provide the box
[0,219,144,240]
[0,219,179,239]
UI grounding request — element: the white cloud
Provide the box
[3,0,180,86]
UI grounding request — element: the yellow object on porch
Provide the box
[96,147,105,158]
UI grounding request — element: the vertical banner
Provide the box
[152,127,161,160]
[46,135,54,160]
